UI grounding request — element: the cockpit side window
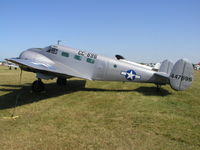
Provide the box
[46,47,58,54]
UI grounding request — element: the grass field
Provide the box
[0,65,200,150]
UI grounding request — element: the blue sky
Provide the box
[0,0,200,63]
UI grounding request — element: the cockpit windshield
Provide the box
[45,45,58,54]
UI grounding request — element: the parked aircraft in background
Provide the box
[7,44,194,92]
[4,61,19,70]
[193,63,200,70]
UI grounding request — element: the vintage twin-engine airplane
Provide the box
[7,44,194,92]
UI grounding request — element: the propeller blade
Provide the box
[19,68,22,84]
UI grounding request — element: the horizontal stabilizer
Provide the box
[154,72,170,84]
[154,72,169,79]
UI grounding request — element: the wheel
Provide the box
[32,80,45,92]
[57,78,67,86]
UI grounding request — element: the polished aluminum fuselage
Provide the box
[19,45,158,83]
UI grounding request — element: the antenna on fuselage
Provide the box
[115,54,125,60]
[57,40,61,45]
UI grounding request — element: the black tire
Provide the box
[32,80,45,92]
[57,78,67,86]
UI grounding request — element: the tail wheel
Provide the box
[32,80,45,92]
[57,78,67,86]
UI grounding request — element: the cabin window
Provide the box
[74,55,82,61]
[61,52,69,57]
[86,58,95,64]
[113,64,117,68]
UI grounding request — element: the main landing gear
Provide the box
[56,78,67,86]
[156,84,161,92]
[31,78,67,92]
[32,79,45,92]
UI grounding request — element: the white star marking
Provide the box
[127,70,135,80]
[121,70,141,80]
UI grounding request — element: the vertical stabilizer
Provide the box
[169,59,194,91]
[159,59,174,74]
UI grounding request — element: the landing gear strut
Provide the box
[32,79,45,92]
[57,78,67,86]
[156,84,161,92]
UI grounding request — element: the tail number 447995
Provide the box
[170,74,193,82]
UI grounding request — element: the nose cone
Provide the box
[19,49,54,65]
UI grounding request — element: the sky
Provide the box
[0,0,200,63]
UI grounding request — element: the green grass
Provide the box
[0,65,200,150]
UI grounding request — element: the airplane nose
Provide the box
[19,50,33,59]
[19,49,54,65]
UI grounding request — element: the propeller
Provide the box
[19,68,23,84]
[4,68,22,119]
[11,68,22,118]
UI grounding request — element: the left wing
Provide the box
[7,58,92,80]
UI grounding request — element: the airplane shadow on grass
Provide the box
[0,80,171,110]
